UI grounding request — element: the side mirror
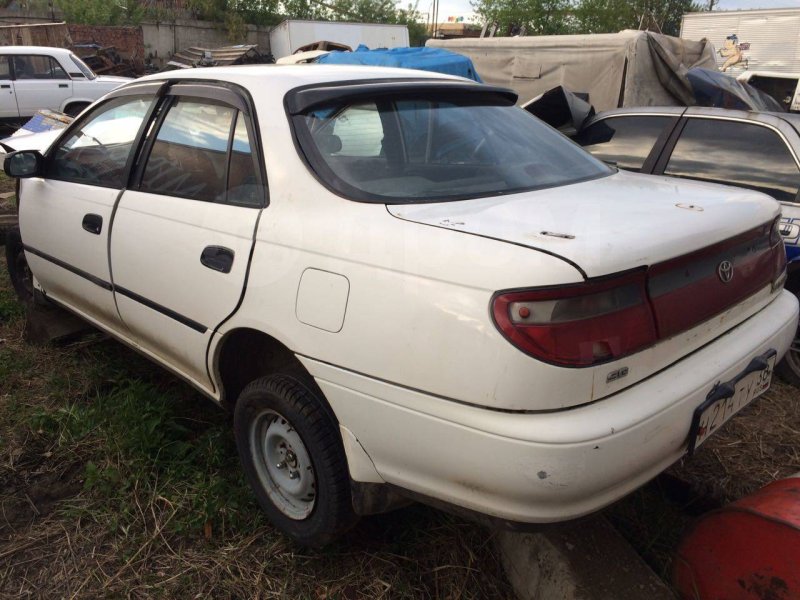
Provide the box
[3,150,43,178]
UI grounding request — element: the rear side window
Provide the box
[140,97,263,206]
[574,116,673,172]
[665,118,800,203]
[0,57,9,79]
[295,97,610,203]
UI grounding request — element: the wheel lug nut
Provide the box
[289,470,299,480]
[276,461,286,469]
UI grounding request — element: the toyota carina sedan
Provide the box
[4,66,797,546]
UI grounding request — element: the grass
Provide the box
[0,263,512,598]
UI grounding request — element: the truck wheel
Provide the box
[64,102,89,117]
[777,325,800,387]
[234,374,357,546]
[4,227,34,304]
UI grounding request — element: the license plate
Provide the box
[687,350,776,455]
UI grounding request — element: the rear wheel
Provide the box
[5,227,34,305]
[233,374,357,546]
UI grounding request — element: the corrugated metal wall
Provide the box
[681,9,800,74]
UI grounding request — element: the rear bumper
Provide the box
[301,290,799,523]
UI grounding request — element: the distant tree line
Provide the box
[50,0,700,42]
[473,0,701,38]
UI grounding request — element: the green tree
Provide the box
[471,0,572,36]
[573,0,700,36]
[56,0,144,25]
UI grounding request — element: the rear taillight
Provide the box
[771,216,783,247]
[491,270,657,367]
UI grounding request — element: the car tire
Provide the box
[776,324,800,387]
[64,102,89,118]
[234,374,358,546]
[4,226,34,305]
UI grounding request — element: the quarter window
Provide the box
[140,97,263,206]
[665,118,800,203]
[48,95,153,187]
[0,57,10,80]
[574,116,673,172]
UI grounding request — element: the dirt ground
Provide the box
[0,253,798,597]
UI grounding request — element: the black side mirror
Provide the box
[3,150,43,178]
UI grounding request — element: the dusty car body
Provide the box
[3,66,797,545]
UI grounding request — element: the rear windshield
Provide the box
[293,97,611,203]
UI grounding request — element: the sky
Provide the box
[428,0,800,25]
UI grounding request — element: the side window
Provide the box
[574,116,673,172]
[0,57,10,80]
[49,95,153,187]
[12,55,67,80]
[665,119,800,203]
[140,98,233,203]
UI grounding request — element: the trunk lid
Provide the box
[387,170,780,279]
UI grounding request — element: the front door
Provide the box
[18,93,157,330]
[11,54,73,116]
[110,86,265,391]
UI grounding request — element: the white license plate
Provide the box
[688,351,776,455]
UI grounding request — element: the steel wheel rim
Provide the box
[249,408,316,520]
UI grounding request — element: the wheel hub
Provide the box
[250,409,316,520]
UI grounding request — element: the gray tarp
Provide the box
[427,30,717,110]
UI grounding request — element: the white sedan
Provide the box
[0,46,131,120]
[3,65,797,546]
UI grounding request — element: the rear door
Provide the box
[110,83,265,392]
[0,55,19,118]
[11,54,73,116]
[573,112,682,173]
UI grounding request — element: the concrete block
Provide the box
[24,303,94,345]
[497,516,675,600]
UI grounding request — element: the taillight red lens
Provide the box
[491,270,657,367]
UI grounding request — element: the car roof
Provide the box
[134,64,466,96]
[0,46,74,56]
[587,105,800,130]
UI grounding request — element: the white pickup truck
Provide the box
[0,46,131,120]
[3,66,797,546]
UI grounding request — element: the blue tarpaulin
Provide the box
[317,45,482,82]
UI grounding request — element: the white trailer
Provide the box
[681,8,800,74]
[269,20,409,59]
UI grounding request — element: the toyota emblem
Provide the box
[717,260,734,283]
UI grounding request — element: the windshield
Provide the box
[294,97,611,203]
[69,53,96,80]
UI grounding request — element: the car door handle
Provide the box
[58,83,68,88]
[200,246,234,273]
[82,213,103,235]
[0,84,9,89]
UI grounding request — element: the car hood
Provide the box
[386,170,781,278]
[0,129,62,154]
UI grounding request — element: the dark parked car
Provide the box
[574,105,800,385]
